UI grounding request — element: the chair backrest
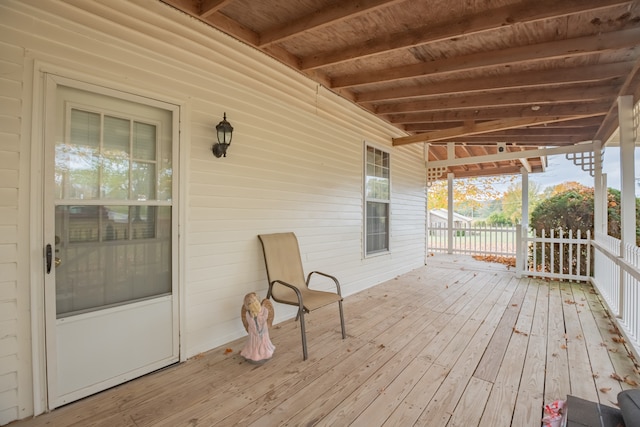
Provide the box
[258,232,307,293]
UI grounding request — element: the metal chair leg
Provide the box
[298,308,308,361]
[338,300,346,339]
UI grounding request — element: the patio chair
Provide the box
[258,232,346,360]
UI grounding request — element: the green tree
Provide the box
[501,180,543,224]
[530,186,640,274]
[427,175,516,211]
[486,211,512,226]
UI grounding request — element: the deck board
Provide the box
[12,254,640,427]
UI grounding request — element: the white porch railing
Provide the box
[592,232,640,362]
[428,223,517,256]
[518,227,592,282]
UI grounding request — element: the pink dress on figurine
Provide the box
[240,294,275,363]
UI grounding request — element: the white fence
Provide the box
[519,228,592,282]
[428,224,517,256]
[592,232,640,362]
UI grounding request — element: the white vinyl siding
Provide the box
[0,36,25,425]
[0,0,427,422]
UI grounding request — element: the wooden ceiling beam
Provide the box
[332,27,640,89]
[406,126,600,137]
[525,117,604,128]
[431,135,590,144]
[393,116,593,145]
[258,0,403,47]
[356,62,632,103]
[375,85,616,114]
[451,166,528,179]
[300,0,631,70]
[388,102,610,124]
[199,0,233,18]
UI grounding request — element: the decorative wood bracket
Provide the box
[565,147,604,177]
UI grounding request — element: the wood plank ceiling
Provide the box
[162,0,640,179]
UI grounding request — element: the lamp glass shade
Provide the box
[216,114,233,145]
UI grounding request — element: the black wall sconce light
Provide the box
[212,112,234,158]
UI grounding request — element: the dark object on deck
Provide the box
[565,390,640,427]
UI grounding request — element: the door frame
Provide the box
[29,61,188,414]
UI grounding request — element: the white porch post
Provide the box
[447,172,454,254]
[516,167,529,278]
[618,96,636,249]
[617,95,636,319]
[593,140,606,235]
[447,143,455,254]
[521,166,529,228]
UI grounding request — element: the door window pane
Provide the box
[55,205,171,316]
[57,108,169,201]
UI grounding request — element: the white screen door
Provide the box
[43,76,179,408]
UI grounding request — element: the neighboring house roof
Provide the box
[429,209,473,223]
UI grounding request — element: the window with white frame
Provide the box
[365,144,390,255]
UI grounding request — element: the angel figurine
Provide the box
[240,292,275,363]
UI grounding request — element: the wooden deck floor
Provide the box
[13,255,640,427]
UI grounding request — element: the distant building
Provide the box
[428,209,473,228]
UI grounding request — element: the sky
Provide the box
[527,147,640,197]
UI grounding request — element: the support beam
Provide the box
[356,62,632,103]
[389,103,610,125]
[332,27,640,89]
[375,85,615,114]
[425,142,597,169]
[393,116,589,146]
[301,0,632,70]
[258,0,402,47]
[199,0,233,18]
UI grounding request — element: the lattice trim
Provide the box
[426,167,447,186]
[565,148,604,177]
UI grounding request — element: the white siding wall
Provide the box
[0,33,28,424]
[0,0,426,422]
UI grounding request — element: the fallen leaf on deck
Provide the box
[600,387,611,393]
[471,255,516,267]
[224,348,233,354]
[611,373,624,382]
[624,377,639,387]
[612,336,626,344]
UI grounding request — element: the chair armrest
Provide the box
[269,279,305,307]
[306,271,342,296]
